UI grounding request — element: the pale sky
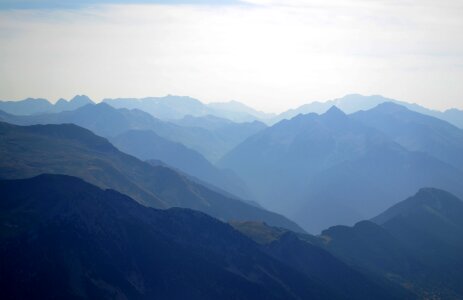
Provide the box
[0,0,462,113]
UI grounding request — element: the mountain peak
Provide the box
[70,95,94,104]
[323,105,347,118]
[55,98,67,104]
[372,188,463,225]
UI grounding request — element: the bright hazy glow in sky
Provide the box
[0,0,462,112]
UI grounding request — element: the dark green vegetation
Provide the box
[233,188,463,299]
[322,188,463,299]
[0,121,302,232]
[0,174,404,300]
[220,106,463,232]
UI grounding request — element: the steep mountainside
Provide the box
[231,221,413,300]
[321,188,463,298]
[0,174,333,300]
[0,121,302,232]
[110,129,253,200]
[233,187,463,299]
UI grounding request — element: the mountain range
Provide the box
[220,105,463,232]
[351,102,463,171]
[0,95,94,115]
[109,129,253,200]
[0,174,415,300]
[275,94,463,128]
[0,121,301,232]
[3,93,461,128]
[1,91,463,299]
[0,102,264,162]
[102,95,274,122]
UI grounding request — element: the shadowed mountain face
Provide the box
[275,94,463,129]
[372,188,463,268]
[321,188,463,299]
[109,129,253,201]
[231,221,413,300]
[0,174,334,300]
[0,121,303,232]
[352,102,463,171]
[220,106,463,233]
[233,189,463,299]
[0,103,263,162]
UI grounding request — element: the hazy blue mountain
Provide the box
[0,121,303,232]
[103,95,210,120]
[322,188,463,299]
[110,129,253,200]
[0,95,95,115]
[442,108,463,129]
[276,94,463,128]
[0,103,258,161]
[103,95,272,123]
[208,100,276,122]
[0,97,51,115]
[174,114,238,129]
[173,114,266,155]
[51,94,95,112]
[352,102,463,171]
[220,106,463,233]
[0,102,161,137]
[0,174,331,300]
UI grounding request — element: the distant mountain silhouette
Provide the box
[173,114,266,157]
[103,95,273,122]
[110,129,253,200]
[220,106,463,232]
[352,102,463,171]
[0,103,262,162]
[0,95,94,115]
[0,174,332,299]
[321,188,463,298]
[0,122,303,232]
[0,98,51,115]
[103,95,209,120]
[51,95,95,112]
[275,94,463,128]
